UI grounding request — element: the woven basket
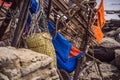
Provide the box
[26,32,56,67]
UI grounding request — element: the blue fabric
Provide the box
[48,21,85,72]
[69,52,84,61]
[57,52,85,73]
[29,0,39,14]
[56,53,77,73]
[27,16,32,25]
[27,0,40,24]
[48,21,72,62]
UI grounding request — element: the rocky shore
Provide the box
[0,47,59,80]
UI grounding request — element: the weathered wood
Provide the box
[11,0,30,47]
[0,1,14,40]
[52,0,96,39]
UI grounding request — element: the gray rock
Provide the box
[0,73,9,80]
[115,33,120,43]
[115,28,120,35]
[2,68,21,80]
[94,46,115,62]
[114,49,120,70]
[0,41,6,47]
[105,30,116,37]
[100,37,120,48]
[17,48,53,76]
[0,47,21,79]
[80,62,120,80]
[105,28,120,38]
[0,47,59,80]
[0,47,19,66]
[20,67,59,80]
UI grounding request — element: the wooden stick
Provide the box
[11,0,30,47]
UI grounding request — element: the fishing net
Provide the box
[26,32,56,67]
[26,7,57,67]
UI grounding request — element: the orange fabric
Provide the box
[97,0,106,28]
[93,26,104,44]
[68,46,81,58]
[0,0,12,9]
[91,0,106,44]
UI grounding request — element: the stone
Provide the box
[114,49,120,70]
[105,30,116,37]
[0,47,21,80]
[16,48,53,76]
[80,62,120,80]
[2,68,21,80]
[115,33,120,43]
[100,37,120,48]
[20,68,59,80]
[0,41,6,47]
[0,47,60,80]
[0,73,9,80]
[94,46,115,62]
[115,28,120,35]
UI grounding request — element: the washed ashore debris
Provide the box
[1,0,120,80]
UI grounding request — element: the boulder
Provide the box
[100,37,120,48]
[0,47,21,80]
[0,41,6,46]
[115,28,120,35]
[0,47,59,80]
[0,73,9,80]
[105,28,120,38]
[94,46,115,62]
[105,30,116,37]
[115,33,120,43]
[80,62,120,80]
[114,49,120,70]
[94,37,120,63]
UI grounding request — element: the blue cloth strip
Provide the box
[48,21,85,72]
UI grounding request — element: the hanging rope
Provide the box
[47,0,52,19]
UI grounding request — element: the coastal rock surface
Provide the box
[0,47,59,80]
